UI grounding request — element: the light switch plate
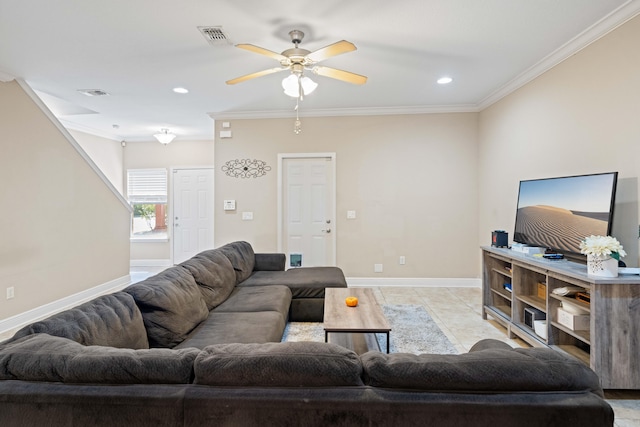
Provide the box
[242,212,253,220]
[347,210,356,219]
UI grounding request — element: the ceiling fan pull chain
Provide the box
[294,98,302,135]
[298,75,304,101]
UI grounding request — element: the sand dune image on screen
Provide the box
[514,205,608,253]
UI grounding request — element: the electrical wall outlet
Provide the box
[6,287,14,299]
[374,263,383,273]
[399,256,406,265]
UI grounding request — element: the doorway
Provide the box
[172,168,215,264]
[278,153,336,267]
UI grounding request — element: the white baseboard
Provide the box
[346,277,481,288]
[0,275,131,336]
[130,259,172,267]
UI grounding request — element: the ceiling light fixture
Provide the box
[173,87,189,94]
[153,128,176,145]
[437,76,453,85]
[282,73,318,99]
[282,71,317,135]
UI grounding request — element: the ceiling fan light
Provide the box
[154,128,176,144]
[282,74,300,98]
[300,76,318,95]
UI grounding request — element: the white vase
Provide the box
[587,254,618,278]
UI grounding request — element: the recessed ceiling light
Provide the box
[173,87,189,94]
[437,77,453,85]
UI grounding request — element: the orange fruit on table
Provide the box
[345,296,358,307]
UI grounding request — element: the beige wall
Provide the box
[214,113,479,278]
[478,14,640,266]
[123,139,215,261]
[70,130,124,194]
[0,80,131,320]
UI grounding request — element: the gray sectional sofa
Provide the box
[0,241,614,426]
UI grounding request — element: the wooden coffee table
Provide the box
[324,288,391,353]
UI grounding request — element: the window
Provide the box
[127,169,168,240]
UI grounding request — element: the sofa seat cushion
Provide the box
[179,249,236,310]
[194,342,364,387]
[217,241,255,284]
[361,347,603,394]
[213,285,292,315]
[240,267,347,298]
[124,267,209,348]
[0,334,199,384]
[11,292,148,349]
[175,311,286,349]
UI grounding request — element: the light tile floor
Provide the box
[372,286,640,427]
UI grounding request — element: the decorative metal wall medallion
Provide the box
[221,159,271,178]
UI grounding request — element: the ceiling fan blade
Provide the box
[306,40,356,63]
[226,67,287,85]
[236,44,288,62]
[313,66,367,85]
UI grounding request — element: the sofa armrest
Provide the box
[254,253,286,271]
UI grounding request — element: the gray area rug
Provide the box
[282,304,458,354]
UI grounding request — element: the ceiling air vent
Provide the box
[77,89,109,97]
[198,26,231,46]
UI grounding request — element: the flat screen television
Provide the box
[513,172,618,256]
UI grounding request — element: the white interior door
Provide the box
[279,154,336,267]
[172,168,214,264]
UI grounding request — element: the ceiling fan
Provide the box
[226,30,367,93]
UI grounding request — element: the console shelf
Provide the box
[482,246,640,390]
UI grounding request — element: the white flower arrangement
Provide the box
[579,235,626,260]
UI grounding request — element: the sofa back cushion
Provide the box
[0,334,198,384]
[124,267,209,348]
[361,348,603,394]
[179,249,236,310]
[194,342,364,387]
[216,241,255,284]
[12,292,149,349]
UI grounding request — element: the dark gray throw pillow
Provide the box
[12,292,149,349]
[194,342,364,387]
[0,334,199,384]
[124,267,209,348]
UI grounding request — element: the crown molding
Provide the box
[478,0,640,110]
[209,103,479,120]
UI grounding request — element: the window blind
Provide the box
[127,169,167,203]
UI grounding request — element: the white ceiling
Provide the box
[1,0,638,142]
